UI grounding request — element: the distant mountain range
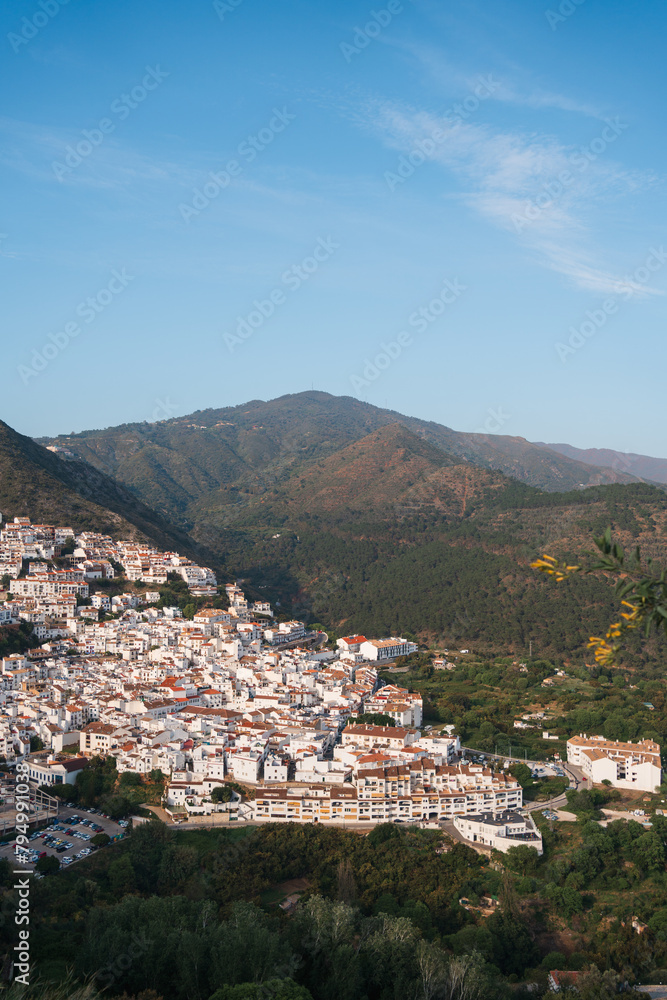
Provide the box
[3,390,665,659]
[537,442,667,485]
[37,391,660,533]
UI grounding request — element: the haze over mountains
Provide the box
[537,442,667,486]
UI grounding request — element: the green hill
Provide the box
[0,419,206,558]
[40,392,644,531]
[33,393,667,661]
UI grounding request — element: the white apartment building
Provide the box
[567,735,662,792]
[454,810,543,855]
[263,621,306,646]
[358,638,418,662]
[342,724,419,750]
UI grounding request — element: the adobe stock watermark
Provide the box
[18,268,135,384]
[545,0,586,31]
[52,66,169,182]
[223,237,339,353]
[350,276,466,393]
[512,118,628,233]
[8,0,72,54]
[384,76,499,192]
[340,0,410,63]
[474,407,510,434]
[555,246,667,363]
[12,761,31,986]
[96,930,151,991]
[213,0,247,20]
[148,397,180,423]
[179,107,295,223]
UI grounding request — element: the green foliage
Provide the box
[0,621,40,659]
[509,763,532,789]
[565,787,613,818]
[502,845,541,876]
[211,785,233,803]
[120,771,143,787]
[209,981,313,1000]
[36,854,61,875]
[347,713,396,727]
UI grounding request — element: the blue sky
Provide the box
[2,0,666,456]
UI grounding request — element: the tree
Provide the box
[367,823,401,848]
[509,763,533,790]
[211,785,233,803]
[648,908,667,940]
[120,771,143,787]
[336,859,356,904]
[36,854,60,875]
[533,528,667,665]
[107,854,136,895]
[209,980,312,1000]
[347,713,396,727]
[443,951,487,1000]
[100,794,133,820]
[30,735,45,752]
[503,844,541,876]
[91,833,111,848]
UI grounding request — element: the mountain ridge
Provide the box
[9,395,667,659]
[38,392,647,532]
[0,419,208,559]
[538,441,667,485]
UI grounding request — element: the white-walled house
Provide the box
[454,810,543,855]
[567,735,662,792]
[358,638,418,662]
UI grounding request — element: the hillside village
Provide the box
[0,517,660,856]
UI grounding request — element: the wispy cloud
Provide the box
[393,40,605,118]
[0,116,195,191]
[356,97,659,294]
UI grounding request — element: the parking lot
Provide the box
[0,807,127,873]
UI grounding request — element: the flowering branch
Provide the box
[531,527,667,665]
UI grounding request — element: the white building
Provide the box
[567,735,662,792]
[229,750,263,783]
[25,755,88,787]
[263,621,306,646]
[454,810,543,855]
[359,638,418,662]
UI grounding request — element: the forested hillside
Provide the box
[0,419,205,558]
[41,392,643,531]
[26,393,667,661]
[219,479,667,663]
